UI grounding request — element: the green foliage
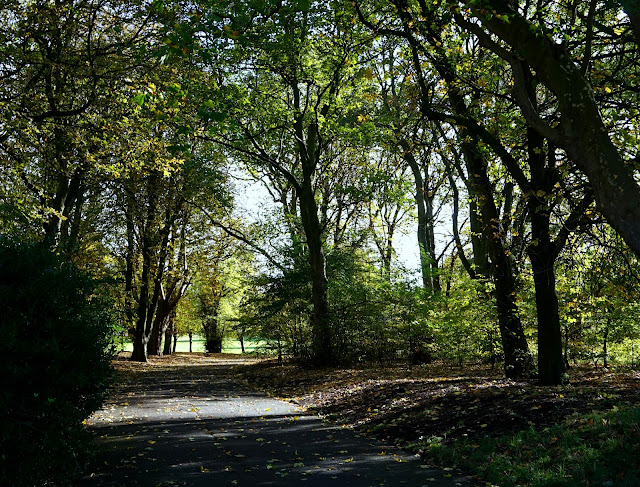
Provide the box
[240,242,313,359]
[174,293,204,338]
[0,239,116,486]
[430,273,499,367]
[327,247,397,363]
[557,229,640,367]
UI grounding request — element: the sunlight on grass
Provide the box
[118,336,267,354]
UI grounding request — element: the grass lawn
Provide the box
[423,405,640,486]
[117,336,268,354]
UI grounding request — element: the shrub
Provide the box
[0,239,115,486]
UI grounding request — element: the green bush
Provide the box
[0,240,115,486]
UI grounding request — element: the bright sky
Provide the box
[232,171,425,273]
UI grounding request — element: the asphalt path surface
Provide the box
[81,355,474,487]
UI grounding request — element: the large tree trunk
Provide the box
[299,179,332,365]
[131,243,153,362]
[490,236,535,378]
[131,173,171,362]
[43,167,84,248]
[529,248,564,384]
[526,126,566,385]
[162,315,174,356]
[204,318,224,353]
[468,191,490,276]
[124,192,136,336]
[292,89,333,365]
[465,143,534,379]
[623,0,640,43]
[147,297,168,356]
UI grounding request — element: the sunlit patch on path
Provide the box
[81,354,474,486]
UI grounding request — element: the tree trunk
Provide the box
[203,299,224,353]
[162,313,174,356]
[147,297,168,356]
[124,190,136,335]
[298,167,332,366]
[603,318,610,369]
[131,230,154,362]
[65,180,84,252]
[469,197,490,276]
[563,323,571,370]
[530,249,565,384]
[399,141,440,291]
[460,148,533,377]
[465,143,534,379]
[401,23,533,377]
[526,126,565,385]
[623,0,640,43]
[205,327,223,353]
[131,172,169,362]
[492,250,534,378]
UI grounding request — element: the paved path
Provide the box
[81,356,474,487]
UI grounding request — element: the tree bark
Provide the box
[131,172,171,362]
[525,124,566,385]
[205,322,224,353]
[147,297,168,356]
[625,0,640,44]
[292,77,333,364]
[529,248,564,384]
[131,241,153,362]
[162,314,174,356]
[299,178,332,365]
[465,142,534,379]
[124,191,136,335]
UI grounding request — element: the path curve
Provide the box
[81,354,474,487]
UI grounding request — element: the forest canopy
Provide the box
[2,0,640,389]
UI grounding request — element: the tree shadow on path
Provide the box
[81,354,474,487]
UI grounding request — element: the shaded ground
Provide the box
[239,361,640,451]
[81,353,474,486]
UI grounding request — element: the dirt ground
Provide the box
[239,359,640,449]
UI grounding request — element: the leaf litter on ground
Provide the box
[239,360,639,449]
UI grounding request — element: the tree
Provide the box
[372,44,446,289]
[355,0,534,378]
[366,159,413,280]
[0,0,161,249]
[195,1,376,364]
[454,0,640,258]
